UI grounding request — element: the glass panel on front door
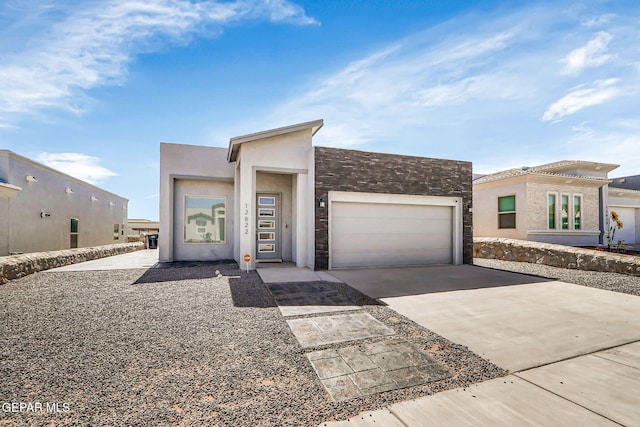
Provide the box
[256,194,280,260]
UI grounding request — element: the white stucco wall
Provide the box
[159,143,234,262]
[473,178,528,240]
[474,175,604,246]
[234,129,314,269]
[0,151,128,256]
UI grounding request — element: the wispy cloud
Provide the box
[561,31,614,75]
[261,4,640,174]
[36,152,118,184]
[0,0,317,122]
[542,78,622,122]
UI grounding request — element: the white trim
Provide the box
[528,230,600,236]
[609,203,640,209]
[327,191,463,269]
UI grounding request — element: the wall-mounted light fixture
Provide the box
[122,205,127,210]
[65,188,74,194]
[109,201,115,206]
[26,175,38,183]
[40,212,51,218]
[467,202,473,213]
[318,197,325,208]
[90,196,99,202]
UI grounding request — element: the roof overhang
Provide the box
[227,119,324,162]
[0,181,22,198]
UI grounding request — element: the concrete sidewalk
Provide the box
[321,341,640,426]
[47,249,159,271]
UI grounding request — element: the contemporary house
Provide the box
[0,150,128,256]
[608,175,640,245]
[473,160,619,246]
[159,119,472,270]
[126,219,160,239]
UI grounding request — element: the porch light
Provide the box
[65,188,74,194]
[318,197,325,208]
[91,196,99,202]
[26,175,38,183]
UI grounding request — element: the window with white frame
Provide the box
[498,195,516,229]
[548,192,583,231]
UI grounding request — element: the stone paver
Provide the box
[257,267,325,283]
[307,340,450,401]
[267,282,360,316]
[287,312,394,347]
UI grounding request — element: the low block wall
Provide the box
[474,237,640,276]
[0,242,145,284]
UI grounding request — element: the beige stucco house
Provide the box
[0,150,128,256]
[473,160,619,246]
[159,120,474,270]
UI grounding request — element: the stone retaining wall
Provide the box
[0,242,145,284]
[474,237,640,276]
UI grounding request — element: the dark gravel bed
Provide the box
[1,264,506,426]
[474,258,640,296]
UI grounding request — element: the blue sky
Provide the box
[2,0,640,221]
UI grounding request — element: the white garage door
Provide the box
[330,201,453,268]
[615,207,638,245]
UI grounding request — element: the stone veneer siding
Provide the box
[474,237,640,276]
[0,242,144,284]
[314,146,473,270]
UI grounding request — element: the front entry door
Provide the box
[256,194,281,260]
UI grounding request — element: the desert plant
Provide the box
[606,211,624,250]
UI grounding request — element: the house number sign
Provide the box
[244,203,249,235]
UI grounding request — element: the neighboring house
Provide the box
[608,175,640,245]
[0,150,128,256]
[473,160,619,246]
[159,119,472,270]
[126,219,160,237]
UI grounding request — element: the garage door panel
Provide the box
[332,249,451,268]
[615,207,637,244]
[330,200,454,268]
[332,218,452,236]
[332,231,451,252]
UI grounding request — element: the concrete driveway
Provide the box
[329,265,640,372]
[324,265,640,426]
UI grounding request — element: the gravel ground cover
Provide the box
[474,258,640,296]
[0,263,506,426]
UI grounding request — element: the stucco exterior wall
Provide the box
[159,143,235,262]
[473,179,527,240]
[0,151,128,256]
[172,178,234,261]
[314,146,473,270]
[234,129,314,269]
